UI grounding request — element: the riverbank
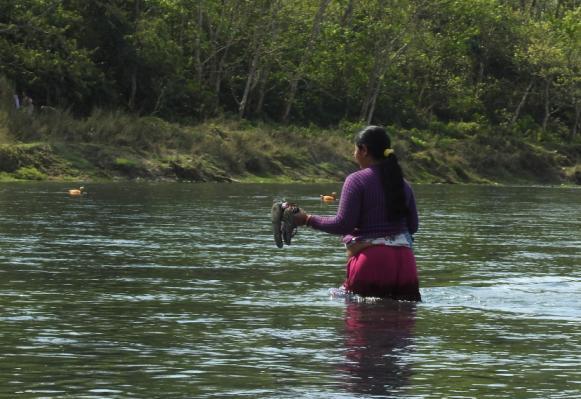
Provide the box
[0,113,579,185]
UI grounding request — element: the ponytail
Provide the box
[355,126,408,221]
[380,153,408,221]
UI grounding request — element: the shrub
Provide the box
[114,157,137,167]
[14,166,46,180]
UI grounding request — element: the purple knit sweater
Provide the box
[308,164,418,244]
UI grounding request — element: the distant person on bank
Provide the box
[294,126,421,301]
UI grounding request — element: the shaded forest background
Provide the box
[0,0,579,184]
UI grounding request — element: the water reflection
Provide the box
[340,300,416,397]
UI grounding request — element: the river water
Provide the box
[0,182,579,398]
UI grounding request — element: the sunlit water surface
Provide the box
[0,182,579,398]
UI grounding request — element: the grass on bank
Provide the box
[0,77,579,185]
[0,107,358,183]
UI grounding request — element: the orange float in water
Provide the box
[320,192,337,202]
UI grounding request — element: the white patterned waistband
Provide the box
[361,233,412,248]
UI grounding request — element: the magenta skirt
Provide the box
[344,245,421,301]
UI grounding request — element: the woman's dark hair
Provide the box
[355,125,408,220]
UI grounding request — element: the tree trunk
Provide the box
[214,45,231,99]
[254,66,270,115]
[152,82,167,115]
[340,0,355,26]
[542,78,551,132]
[195,5,203,83]
[128,68,137,111]
[128,0,141,112]
[239,48,260,118]
[571,102,580,141]
[511,80,534,125]
[214,52,226,97]
[282,78,300,123]
[360,60,381,121]
[366,81,382,125]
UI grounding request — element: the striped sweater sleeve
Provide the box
[308,172,362,235]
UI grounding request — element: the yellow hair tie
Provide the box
[383,148,394,157]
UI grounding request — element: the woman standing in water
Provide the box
[295,126,421,301]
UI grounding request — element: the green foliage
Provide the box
[0,1,103,111]
[114,157,137,167]
[410,135,428,149]
[14,166,46,180]
[0,0,579,144]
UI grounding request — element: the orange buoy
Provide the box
[68,186,85,196]
[320,192,337,202]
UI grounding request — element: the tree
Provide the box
[281,0,332,123]
[235,0,282,118]
[0,0,102,112]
